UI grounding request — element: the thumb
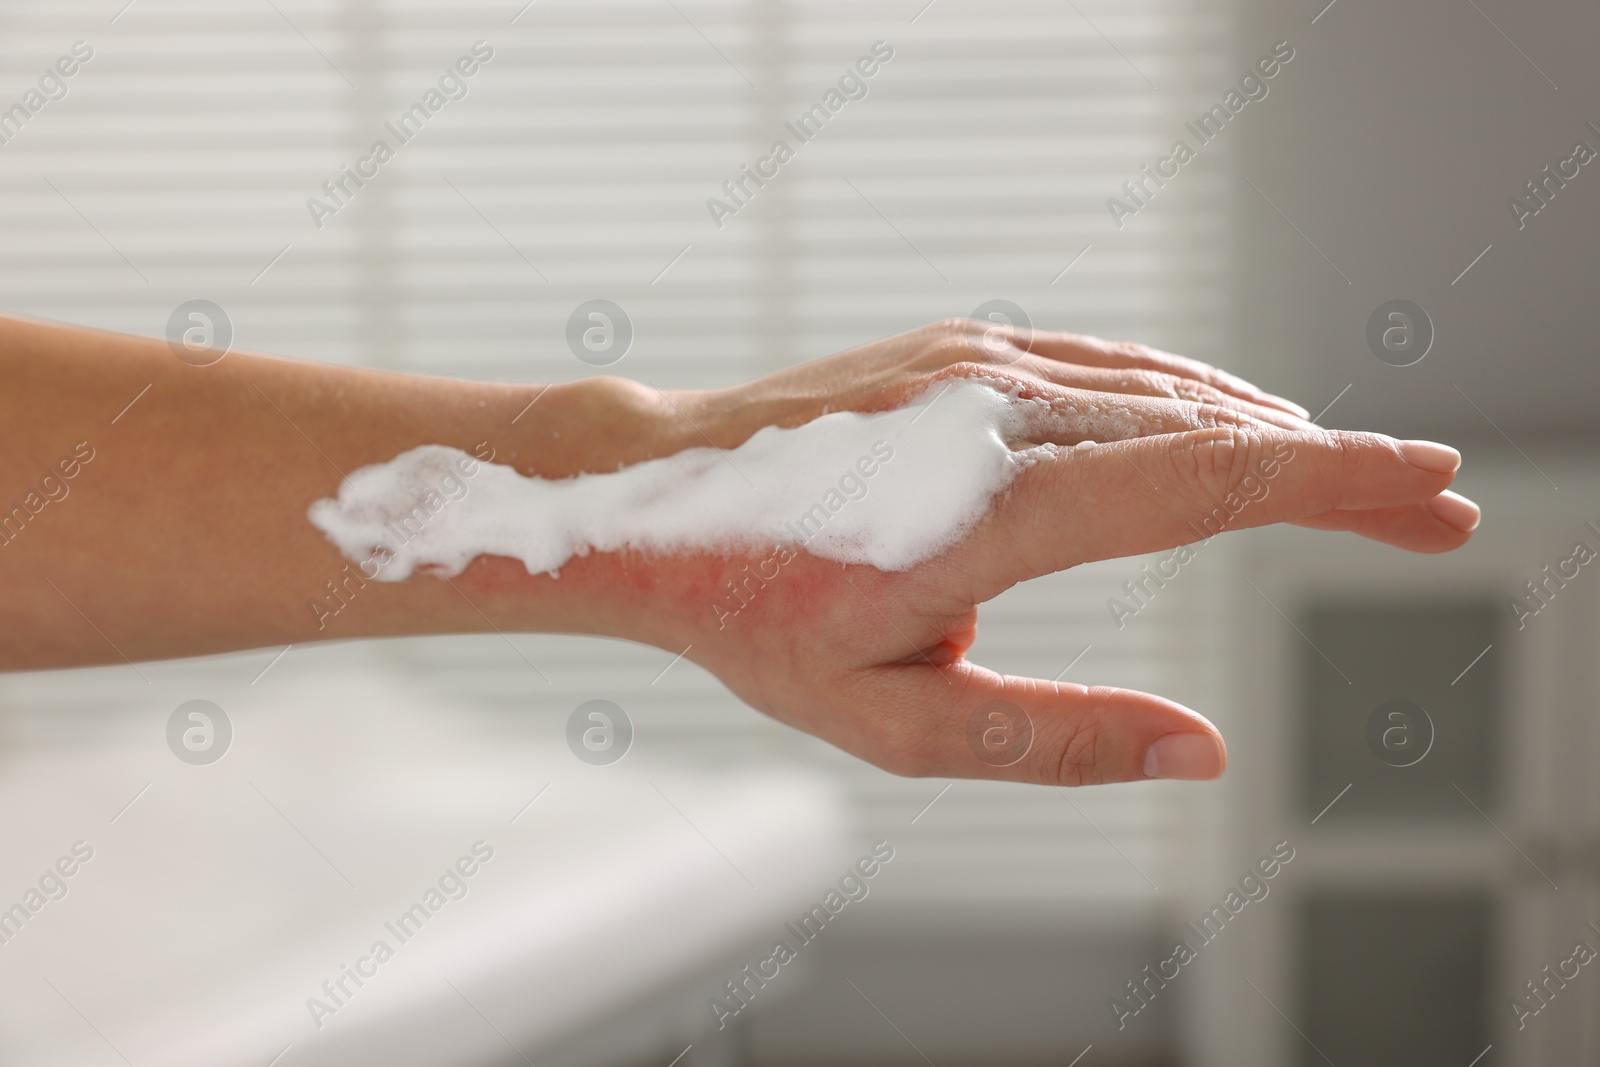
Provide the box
[875,662,1227,786]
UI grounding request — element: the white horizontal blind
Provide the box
[0,1,369,365]
[772,0,1225,907]
[0,0,1225,910]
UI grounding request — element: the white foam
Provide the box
[307,379,1024,580]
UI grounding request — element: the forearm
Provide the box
[0,315,691,668]
[0,314,1471,787]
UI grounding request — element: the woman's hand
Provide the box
[1,315,1476,790]
[566,320,1478,787]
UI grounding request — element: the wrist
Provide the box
[437,376,700,641]
[439,374,819,649]
[478,377,705,477]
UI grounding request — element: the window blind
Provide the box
[1,0,1228,913]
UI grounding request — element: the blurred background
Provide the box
[1,0,1597,1064]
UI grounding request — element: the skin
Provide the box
[0,315,1479,786]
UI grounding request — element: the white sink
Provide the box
[0,675,850,1067]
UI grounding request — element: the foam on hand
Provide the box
[307,379,1024,580]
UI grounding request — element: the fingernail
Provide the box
[1425,489,1481,532]
[1269,395,1312,419]
[1398,439,1462,474]
[1143,733,1226,780]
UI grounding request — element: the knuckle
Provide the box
[1099,336,1224,386]
[1171,375,1230,406]
[1145,370,1189,400]
[929,317,982,336]
[1113,368,1176,398]
[1132,370,1228,408]
[925,324,1019,367]
[1325,428,1380,480]
[1192,401,1253,432]
[1048,711,1105,787]
[925,333,983,367]
[929,359,999,384]
[1107,339,1152,362]
[1170,424,1265,500]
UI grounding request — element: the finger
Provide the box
[1001,328,1310,419]
[913,366,1287,446]
[1015,381,1258,445]
[866,660,1226,786]
[1290,490,1480,552]
[1010,356,1312,432]
[975,426,1464,584]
